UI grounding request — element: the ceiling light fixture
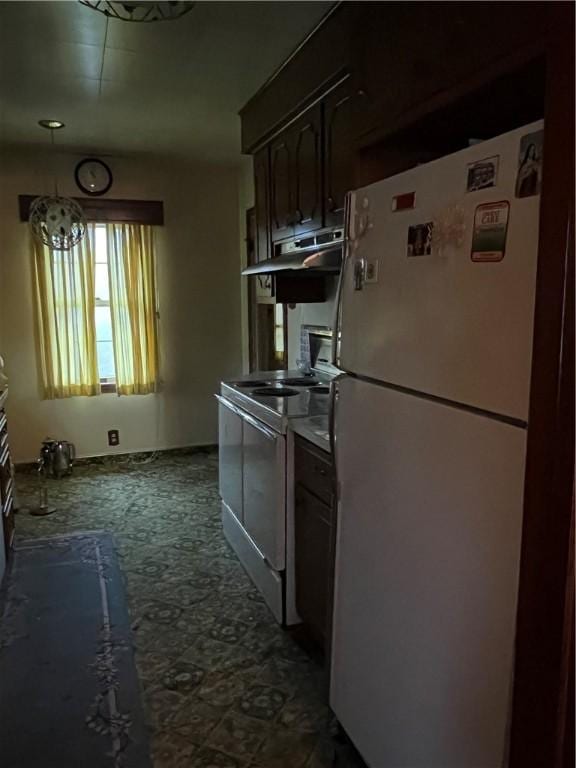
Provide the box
[29,123,86,252]
[79,1,195,22]
[38,119,65,130]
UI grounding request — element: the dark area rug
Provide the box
[0,531,152,768]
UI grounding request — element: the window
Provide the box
[33,222,158,399]
[94,224,116,389]
[274,303,286,365]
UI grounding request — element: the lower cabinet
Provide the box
[294,436,335,652]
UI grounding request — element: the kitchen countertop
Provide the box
[290,413,331,454]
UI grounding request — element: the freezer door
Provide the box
[340,121,542,422]
[330,376,527,768]
[242,414,286,571]
[218,398,243,524]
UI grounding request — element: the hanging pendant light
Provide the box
[79,1,195,22]
[29,121,86,251]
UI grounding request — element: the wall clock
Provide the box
[74,158,113,197]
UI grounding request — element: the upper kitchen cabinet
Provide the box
[239,4,352,154]
[270,103,323,241]
[323,78,355,228]
[270,132,294,241]
[253,145,271,262]
[293,104,323,236]
[353,2,551,147]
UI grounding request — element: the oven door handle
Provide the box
[215,394,244,418]
[240,411,278,441]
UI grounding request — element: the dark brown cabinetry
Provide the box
[323,79,355,227]
[352,2,549,147]
[294,436,335,651]
[269,133,293,241]
[293,104,323,236]
[270,104,323,242]
[253,146,271,263]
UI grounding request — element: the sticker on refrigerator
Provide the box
[392,191,415,211]
[407,222,433,257]
[466,156,499,192]
[515,129,543,198]
[471,201,509,262]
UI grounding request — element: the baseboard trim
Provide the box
[15,444,218,471]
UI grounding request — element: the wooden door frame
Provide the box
[509,4,575,766]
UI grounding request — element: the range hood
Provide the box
[242,227,343,276]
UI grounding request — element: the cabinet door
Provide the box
[293,104,323,236]
[353,3,548,142]
[270,134,294,241]
[218,400,243,524]
[324,80,355,228]
[295,483,332,647]
[253,146,271,262]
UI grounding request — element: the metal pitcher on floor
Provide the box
[40,438,76,478]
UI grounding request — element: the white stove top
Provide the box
[220,370,332,433]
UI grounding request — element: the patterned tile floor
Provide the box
[14,451,366,768]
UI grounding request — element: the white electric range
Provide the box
[216,334,338,624]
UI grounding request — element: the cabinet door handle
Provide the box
[327,196,336,213]
[295,208,303,223]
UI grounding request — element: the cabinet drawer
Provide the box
[294,436,334,508]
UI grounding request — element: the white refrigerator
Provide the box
[329,121,543,767]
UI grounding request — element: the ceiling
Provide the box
[0,1,333,163]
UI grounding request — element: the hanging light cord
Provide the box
[50,128,59,197]
[99,16,109,98]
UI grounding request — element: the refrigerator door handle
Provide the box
[331,191,354,367]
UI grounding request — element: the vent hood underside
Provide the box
[242,245,342,276]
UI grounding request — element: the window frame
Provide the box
[93,224,117,394]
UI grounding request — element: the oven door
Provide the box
[242,412,286,571]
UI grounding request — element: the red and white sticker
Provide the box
[392,192,415,212]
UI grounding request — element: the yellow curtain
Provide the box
[32,225,100,399]
[106,223,158,395]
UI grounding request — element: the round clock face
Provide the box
[74,158,113,196]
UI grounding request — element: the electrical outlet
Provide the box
[108,429,119,446]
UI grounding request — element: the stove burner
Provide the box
[281,378,319,386]
[252,387,300,397]
[234,380,270,388]
[311,386,330,394]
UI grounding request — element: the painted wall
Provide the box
[0,147,243,462]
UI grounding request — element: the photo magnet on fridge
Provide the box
[515,129,543,198]
[407,222,433,257]
[471,201,510,262]
[466,156,499,192]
